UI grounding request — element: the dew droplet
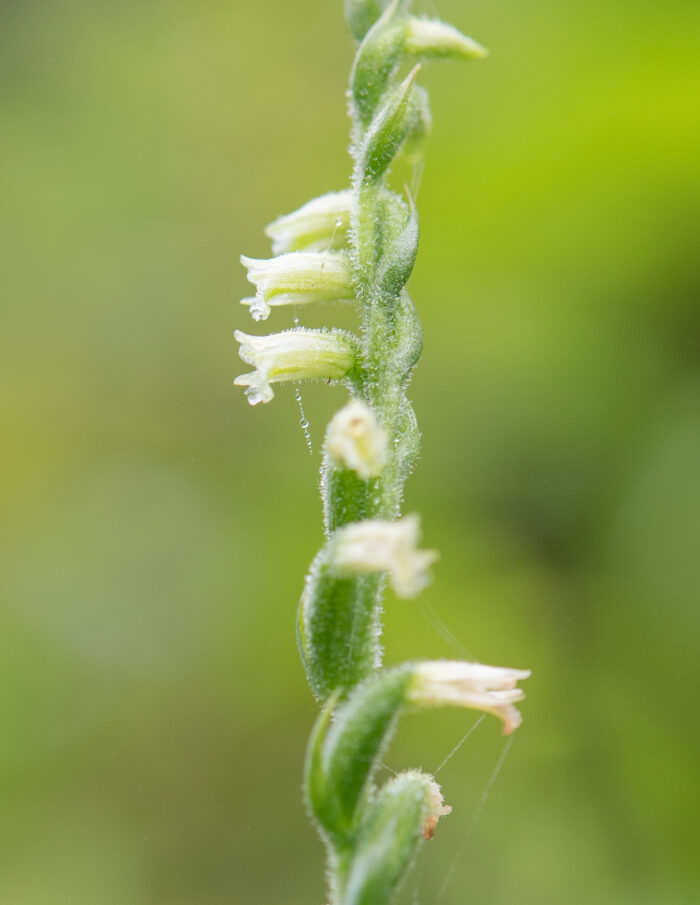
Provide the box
[249,296,270,321]
[295,386,313,455]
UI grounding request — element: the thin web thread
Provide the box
[418,600,474,660]
[438,735,515,900]
[412,861,424,905]
[434,714,485,776]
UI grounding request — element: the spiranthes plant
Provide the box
[235,2,530,903]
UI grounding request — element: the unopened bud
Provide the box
[376,190,419,296]
[360,65,422,183]
[341,770,451,904]
[422,779,452,840]
[405,17,488,60]
[351,1,406,125]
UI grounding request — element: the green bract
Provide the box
[235,3,529,904]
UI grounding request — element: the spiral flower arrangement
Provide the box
[235,2,530,902]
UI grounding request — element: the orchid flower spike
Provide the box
[235,5,528,904]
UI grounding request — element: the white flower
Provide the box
[240,251,354,321]
[330,515,438,598]
[326,400,388,480]
[409,660,531,735]
[234,328,357,406]
[265,191,353,255]
[404,17,488,60]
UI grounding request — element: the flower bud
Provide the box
[305,666,416,839]
[330,515,437,598]
[351,2,406,126]
[240,251,354,321]
[404,17,488,60]
[359,65,422,183]
[234,328,358,406]
[375,190,419,298]
[422,778,452,840]
[327,400,388,480]
[409,660,531,734]
[342,771,450,904]
[265,191,353,255]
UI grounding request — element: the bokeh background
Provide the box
[1,0,699,903]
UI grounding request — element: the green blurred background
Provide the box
[1,0,699,903]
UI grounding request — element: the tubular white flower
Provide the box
[240,251,354,321]
[234,328,358,406]
[265,191,353,255]
[326,399,388,480]
[329,515,438,598]
[404,17,488,60]
[409,660,531,735]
